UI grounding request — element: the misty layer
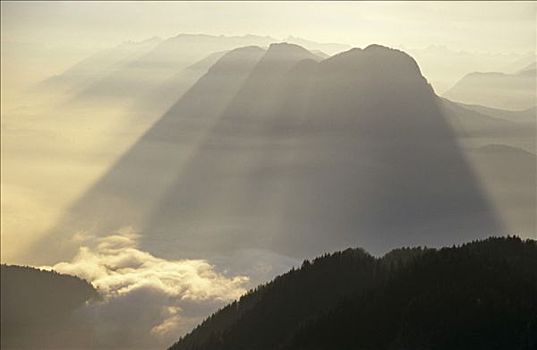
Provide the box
[444,63,537,111]
[47,228,248,349]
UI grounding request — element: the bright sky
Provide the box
[2,1,535,93]
[2,1,535,53]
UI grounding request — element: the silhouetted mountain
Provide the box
[141,43,503,259]
[25,45,268,264]
[169,236,537,350]
[1,264,99,349]
[38,37,162,96]
[60,35,272,106]
[27,43,509,268]
[136,50,228,114]
[443,67,536,110]
[46,34,340,108]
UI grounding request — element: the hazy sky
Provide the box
[2,1,535,53]
[2,1,535,95]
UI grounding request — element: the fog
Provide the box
[46,227,249,348]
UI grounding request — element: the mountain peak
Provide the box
[266,42,313,54]
[321,44,426,85]
[260,42,319,64]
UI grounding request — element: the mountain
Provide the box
[440,99,535,146]
[501,54,537,73]
[438,99,535,236]
[137,45,326,117]
[42,34,344,108]
[142,43,503,259]
[25,45,268,264]
[67,34,275,105]
[443,65,536,111]
[450,102,536,125]
[1,265,99,349]
[37,37,162,96]
[26,43,509,268]
[440,99,536,154]
[403,45,532,94]
[284,35,350,55]
[169,236,537,350]
[134,50,229,115]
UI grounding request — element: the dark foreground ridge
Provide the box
[0,265,99,349]
[170,236,537,350]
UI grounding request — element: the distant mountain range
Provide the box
[38,34,349,109]
[38,37,163,96]
[443,62,536,110]
[26,42,536,269]
[404,45,535,94]
[169,236,537,350]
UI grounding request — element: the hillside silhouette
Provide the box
[1,265,99,349]
[169,236,537,350]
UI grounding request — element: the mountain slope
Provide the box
[37,37,162,96]
[25,45,267,264]
[443,67,536,110]
[284,236,537,350]
[136,50,229,114]
[440,98,535,150]
[29,44,507,267]
[448,101,536,125]
[142,43,503,259]
[56,34,340,107]
[169,237,537,350]
[1,265,99,349]
[172,248,378,350]
[66,34,275,105]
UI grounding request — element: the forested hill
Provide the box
[170,236,537,350]
[1,264,99,349]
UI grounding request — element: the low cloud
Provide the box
[46,227,249,349]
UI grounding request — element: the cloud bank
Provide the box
[47,228,248,349]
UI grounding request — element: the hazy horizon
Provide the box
[2,1,535,97]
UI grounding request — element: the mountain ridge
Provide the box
[169,236,537,350]
[29,43,504,273]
